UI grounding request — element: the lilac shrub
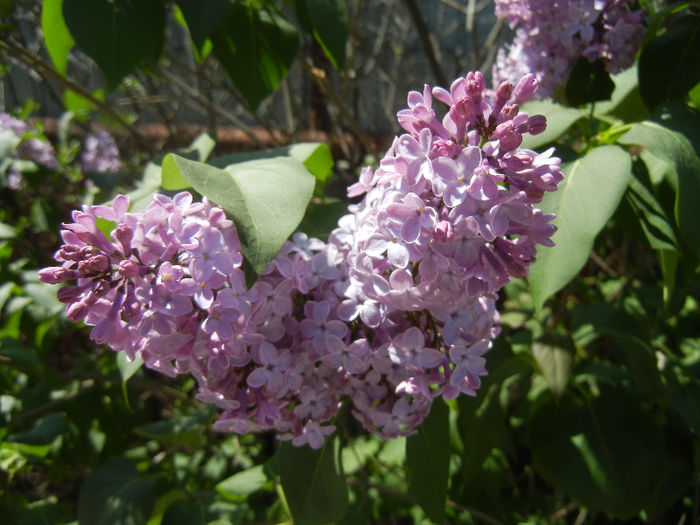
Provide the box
[493,0,644,97]
[40,72,563,448]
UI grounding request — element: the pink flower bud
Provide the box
[434,220,454,242]
[118,259,141,278]
[527,115,547,135]
[38,266,73,284]
[512,74,538,104]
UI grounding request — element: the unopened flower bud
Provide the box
[38,266,74,284]
[527,115,547,135]
[78,254,110,276]
[119,259,141,278]
[114,224,133,254]
[57,245,82,261]
[512,74,538,104]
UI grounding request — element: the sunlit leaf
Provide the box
[532,335,574,396]
[162,153,315,282]
[520,100,585,149]
[216,465,270,500]
[271,434,348,525]
[41,0,74,76]
[619,102,700,258]
[528,145,632,309]
[406,399,450,523]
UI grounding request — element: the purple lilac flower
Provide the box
[81,131,121,173]
[41,71,563,449]
[492,0,644,98]
[0,113,59,174]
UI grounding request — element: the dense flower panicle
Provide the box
[41,71,563,448]
[81,131,122,173]
[492,0,644,97]
[0,113,59,174]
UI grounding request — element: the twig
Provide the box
[466,0,479,70]
[0,38,153,152]
[351,31,401,90]
[297,55,374,153]
[401,0,449,87]
[157,67,267,149]
[479,19,505,73]
[548,501,579,523]
[8,379,96,428]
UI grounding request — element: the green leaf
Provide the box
[216,465,269,500]
[520,100,585,149]
[298,199,348,241]
[175,0,233,56]
[619,102,700,257]
[162,153,315,281]
[16,499,69,525]
[210,142,332,177]
[64,88,104,114]
[271,434,348,525]
[41,0,75,76]
[116,352,143,394]
[299,142,334,187]
[406,399,450,524]
[593,63,649,123]
[211,4,299,109]
[7,413,67,446]
[134,407,216,448]
[528,145,632,310]
[62,0,166,90]
[78,457,157,525]
[643,423,694,520]
[0,222,17,239]
[298,0,349,71]
[161,132,217,190]
[125,159,163,213]
[532,335,574,396]
[625,168,679,251]
[639,14,700,110]
[456,345,529,494]
[565,58,615,106]
[529,388,665,519]
[161,497,254,525]
[341,436,380,475]
[658,249,679,305]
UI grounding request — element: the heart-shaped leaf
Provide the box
[528,145,632,309]
[62,0,166,90]
[162,154,315,282]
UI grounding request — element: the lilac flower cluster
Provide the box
[492,0,644,97]
[81,131,122,173]
[40,72,563,448]
[1,113,122,190]
[0,113,59,187]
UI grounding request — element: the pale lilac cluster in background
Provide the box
[492,0,644,97]
[81,130,122,174]
[1,112,121,189]
[40,72,563,448]
[0,113,59,188]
